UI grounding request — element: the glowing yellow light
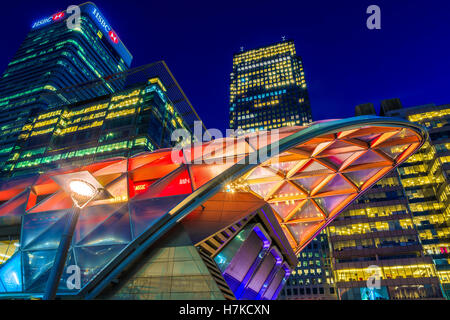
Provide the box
[69,180,96,198]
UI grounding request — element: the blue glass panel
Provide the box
[77,205,131,247]
[130,195,187,238]
[75,203,125,244]
[22,210,70,248]
[23,212,70,251]
[0,252,22,292]
[74,244,126,287]
[23,249,56,292]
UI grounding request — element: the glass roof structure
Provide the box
[0,116,426,299]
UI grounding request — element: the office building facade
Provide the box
[328,170,443,299]
[229,40,312,133]
[0,64,198,179]
[0,3,132,176]
[280,229,337,299]
[385,103,450,298]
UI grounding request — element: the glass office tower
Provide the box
[0,2,132,175]
[229,40,312,133]
[0,61,205,179]
[328,171,442,299]
[385,104,450,298]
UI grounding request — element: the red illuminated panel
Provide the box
[52,12,65,20]
[136,168,193,199]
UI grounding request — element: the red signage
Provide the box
[52,12,65,21]
[108,30,119,44]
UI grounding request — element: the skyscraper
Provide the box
[384,103,450,299]
[229,40,312,133]
[0,62,205,179]
[0,3,132,172]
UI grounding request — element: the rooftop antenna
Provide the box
[281,36,286,41]
[240,46,244,52]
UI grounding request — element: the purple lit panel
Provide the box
[344,167,383,187]
[318,174,353,193]
[315,194,351,215]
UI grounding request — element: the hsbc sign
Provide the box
[32,11,65,29]
[92,7,119,44]
[30,3,132,66]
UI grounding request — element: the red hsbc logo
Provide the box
[52,12,65,21]
[108,30,118,44]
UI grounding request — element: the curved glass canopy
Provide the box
[0,116,426,298]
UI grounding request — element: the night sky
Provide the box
[1,0,450,132]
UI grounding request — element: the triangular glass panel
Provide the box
[285,220,324,246]
[377,144,410,160]
[0,190,29,217]
[77,204,131,247]
[131,195,188,238]
[74,203,124,244]
[288,200,324,221]
[349,150,386,167]
[315,194,351,216]
[248,181,281,199]
[270,160,306,174]
[316,174,354,194]
[247,167,277,180]
[292,175,327,193]
[270,200,303,220]
[27,191,73,213]
[22,209,70,249]
[136,166,192,199]
[74,244,126,287]
[298,160,332,174]
[320,152,355,168]
[0,252,22,292]
[344,168,383,188]
[23,211,71,251]
[190,162,235,190]
[319,140,365,156]
[355,134,382,143]
[23,249,57,292]
[101,174,128,202]
[271,182,303,199]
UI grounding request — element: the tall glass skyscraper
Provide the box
[0,2,132,177]
[229,40,312,133]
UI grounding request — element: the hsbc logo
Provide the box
[109,30,118,44]
[92,7,119,45]
[52,12,65,21]
[32,11,65,29]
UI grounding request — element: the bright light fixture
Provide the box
[68,179,98,208]
[69,180,96,198]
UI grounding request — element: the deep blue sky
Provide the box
[1,0,450,132]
